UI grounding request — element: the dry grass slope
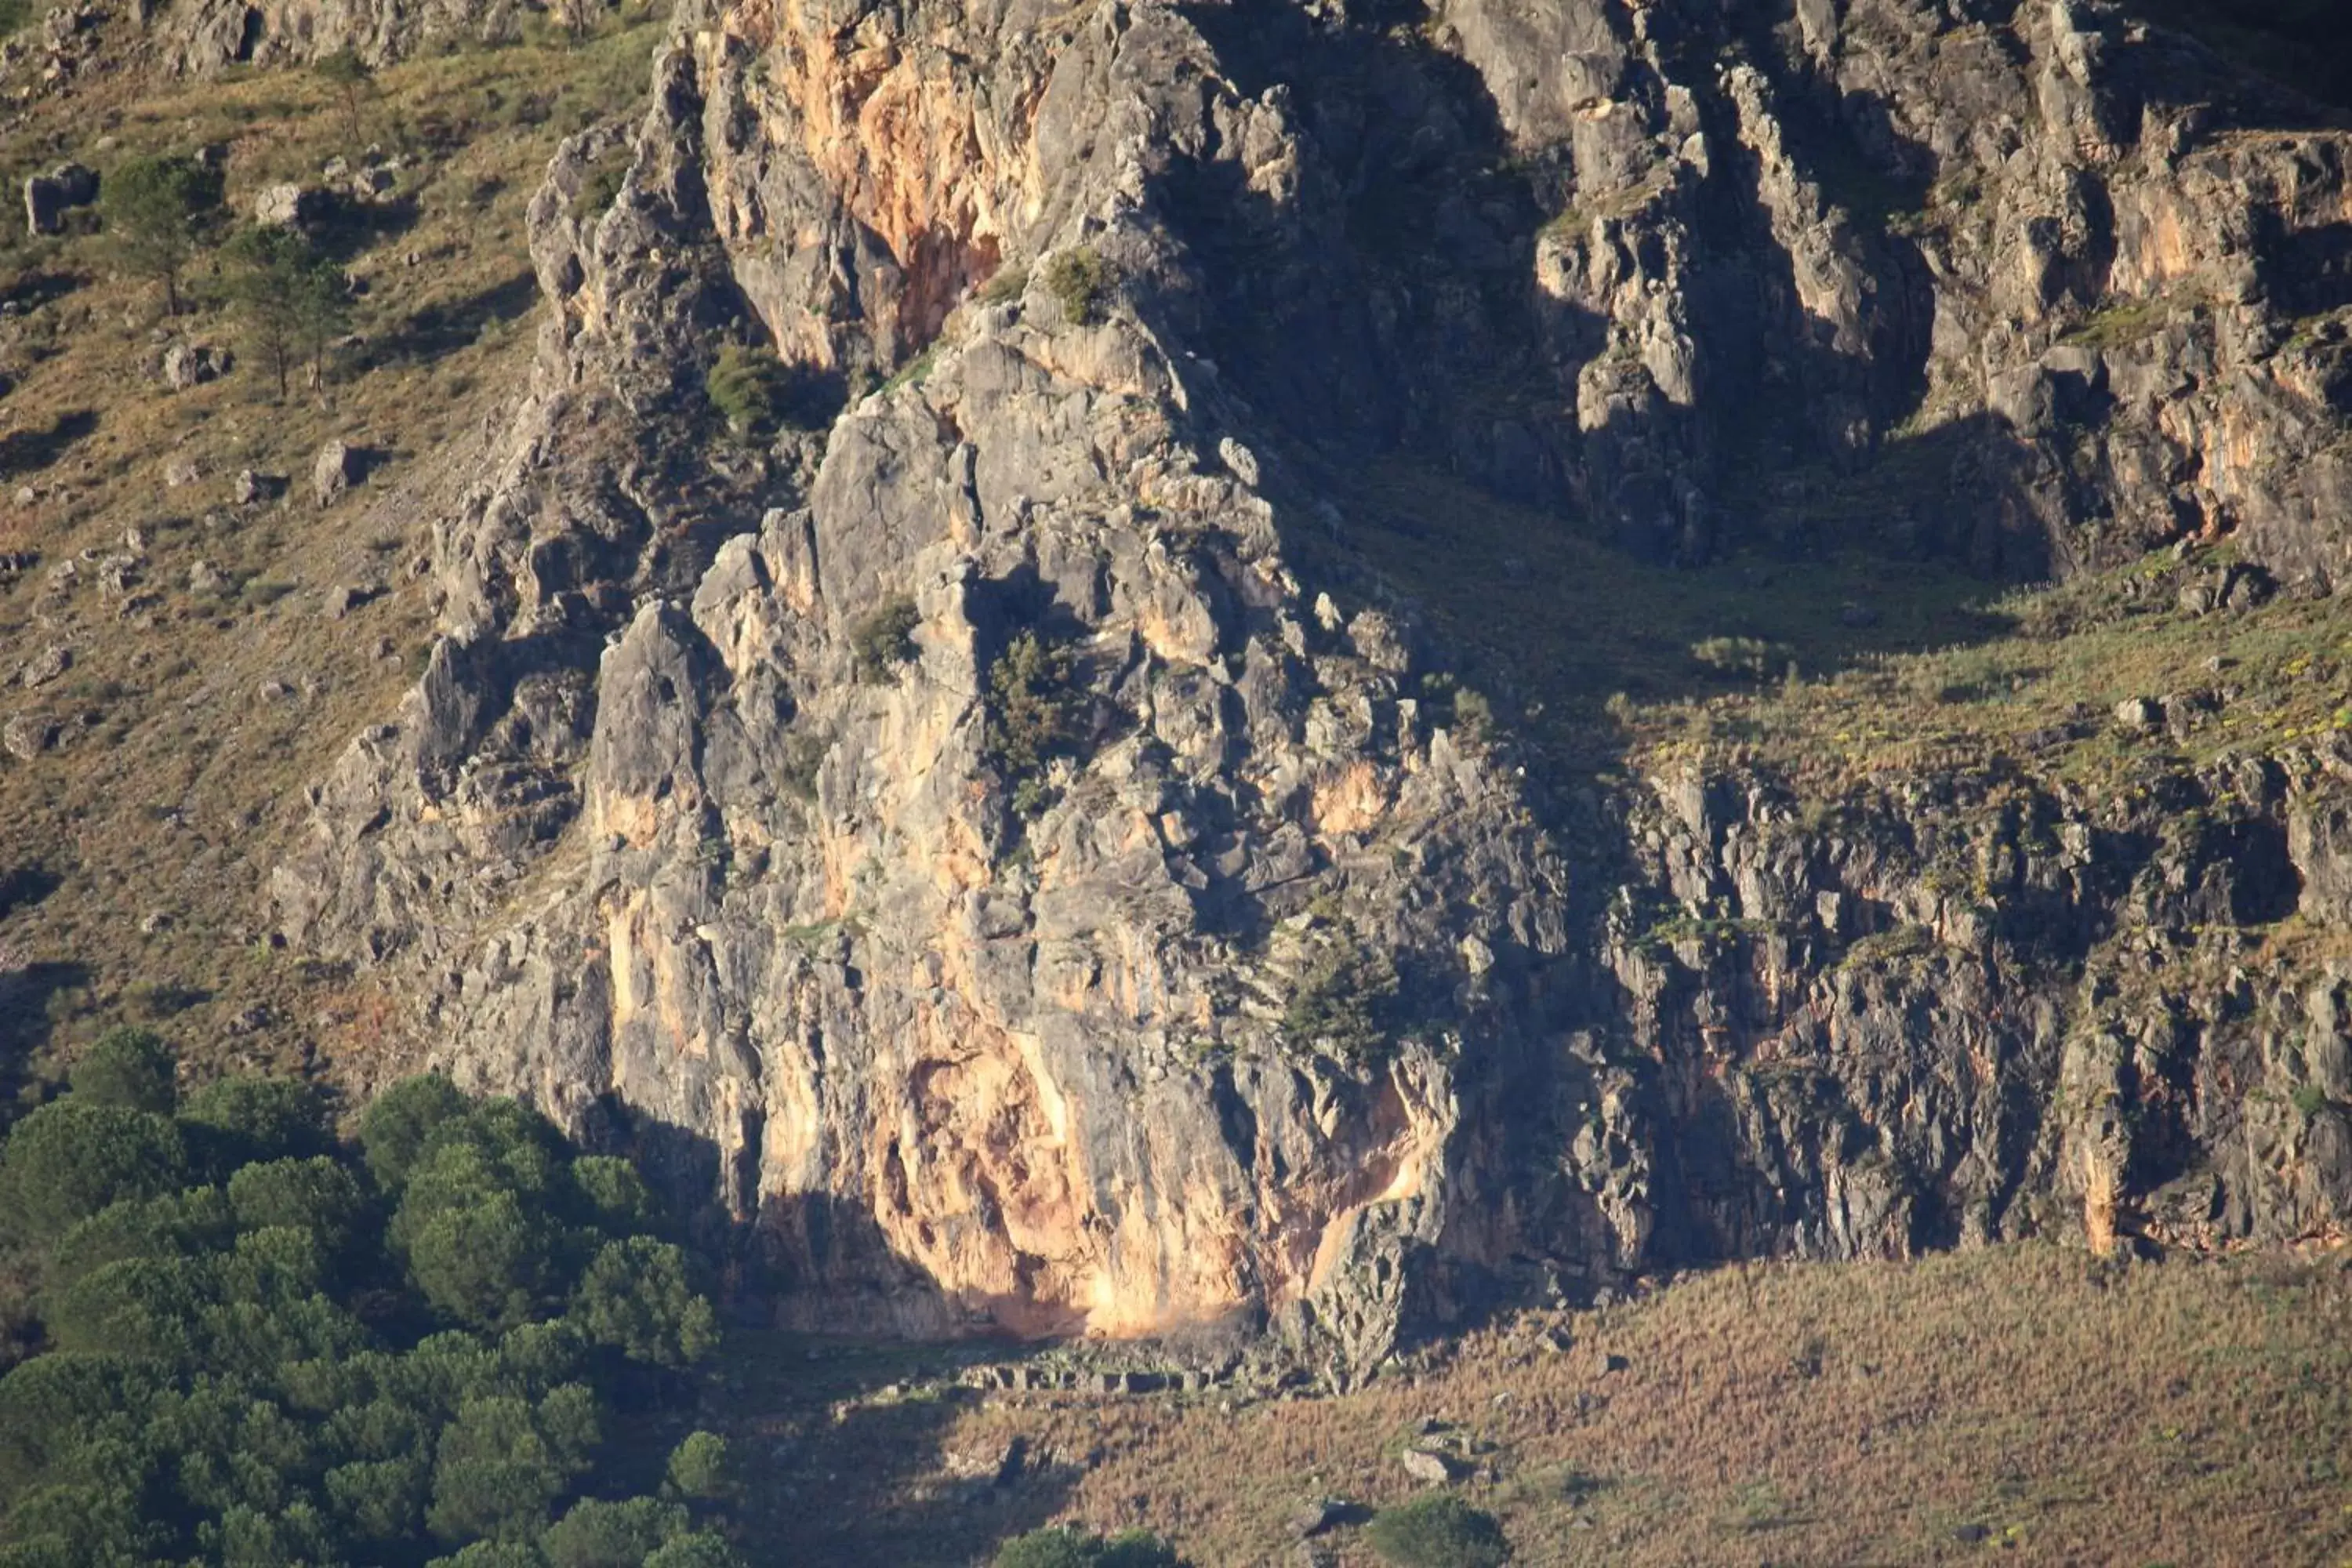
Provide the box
[732,1246,2352,1567]
[0,11,665,1098]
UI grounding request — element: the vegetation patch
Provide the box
[1365,1494,1509,1568]
[1280,936,1400,1065]
[849,597,923,684]
[984,630,1085,815]
[0,1060,740,1564]
[1042,246,1113,326]
[704,342,796,438]
[993,1525,1187,1567]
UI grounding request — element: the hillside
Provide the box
[2,0,2352,1559]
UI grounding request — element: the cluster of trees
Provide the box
[96,152,350,397]
[0,1032,739,1567]
[992,1526,1185,1567]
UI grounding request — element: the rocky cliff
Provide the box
[274,0,2352,1372]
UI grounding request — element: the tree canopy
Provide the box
[0,1061,741,1568]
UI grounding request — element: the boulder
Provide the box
[23,162,96,235]
[163,455,202,489]
[162,343,231,391]
[233,470,284,506]
[313,441,357,506]
[255,183,328,228]
[16,647,69,688]
[2,714,59,761]
[1399,1447,1464,1486]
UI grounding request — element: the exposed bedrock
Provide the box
[276,0,2352,1372]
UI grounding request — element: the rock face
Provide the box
[279,0,2352,1370]
[156,0,519,74]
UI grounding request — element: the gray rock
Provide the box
[2114,697,2165,732]
[1399,1447,1464,1486]
[164,455,202,489]
[255,183,328,228]
[162,343,231,391]
[23,162,96,235]
[2,714,60,760]
[267,0,2352,1382]
[17,647,70,688]
[233,470,284,506]
[313,441,357,506]
[188,561,227,594]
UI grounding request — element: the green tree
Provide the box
[99,154,223,317]
[314,48,375,148]
[358,1075,470,1191]
[45,1256,215,1362]
[1363,1494,1508,1568]
[48,1189,234,1291]
[227,224,350,398]
[426,1389,596,1543]
[181,1075,329,1176]
[994,1526,1178,1568]
[69,1028,176,1114]
[325,1454,430,1547]
[541,1496,688,1568]
[429,1541,550,1568]
[0,1103,188,1244]
[567,1156,653,1237]
[662,1432,731,1504]
[0,1354,162,1497]
[570,1238,717,1368]
[400,1182,561,1330]
[227,1156,369,1256]
[642,1534,743,1568]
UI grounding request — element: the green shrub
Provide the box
[569,148,630,226]
[850,596,923,684]
[1281,938,1399,1064]
[1690,636,1794,682]
[985,630,1083,791]
[1042,246,1113,325]
[978,263,1029,305]
[1365,1494,1508,1568]
[704,343,793,437]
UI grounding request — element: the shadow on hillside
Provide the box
[0,960,89,1113]
[0,862,61,920]
[0,270,82,314]
[580,1102,1078,1567]
[313,193,424,265]
[361,269,539,368]
[0,409,97,479]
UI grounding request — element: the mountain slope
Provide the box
[6,0,2352,1379]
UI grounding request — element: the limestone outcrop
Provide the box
[277,0,2352,1370]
